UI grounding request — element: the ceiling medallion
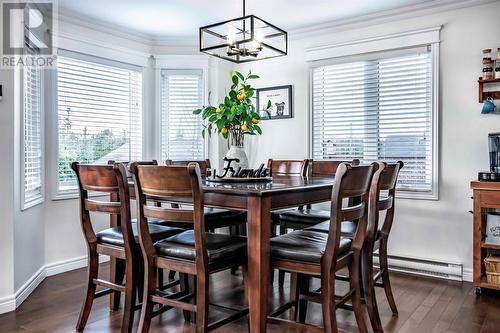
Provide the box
[199,0,287,63]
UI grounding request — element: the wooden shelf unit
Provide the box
[471,181,500,294]
[478,77,500,103]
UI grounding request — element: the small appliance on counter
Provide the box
[479,132,500,181]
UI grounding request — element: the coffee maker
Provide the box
[479,133,500,181]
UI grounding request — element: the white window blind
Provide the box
[57,55,143,193]
[23,64,43,207]
[160,69,204,161]
[312,50,434,194]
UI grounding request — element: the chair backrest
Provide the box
[130,163,208,267]
[108,160,158,177]
[323,162,380,269]
[267,159,309,177]
[310,159,360,177]
[165,159,211,177]
[71,162,135,252]
[369,161,404,241]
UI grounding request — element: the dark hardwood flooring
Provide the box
[1,264,500,333]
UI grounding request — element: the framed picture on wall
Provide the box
[256,85,293,120]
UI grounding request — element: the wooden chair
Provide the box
[71,162,184,333]
[130,163,249,333]
[278,159,361,233]
[308,161,403,333]
[268,162,380,333]
[165,159,247,232]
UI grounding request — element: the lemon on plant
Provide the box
[252,117,259,124]
[241,124,248,132]
[216,107,222,113]
[221,127,228,135]
[237,91,247,101]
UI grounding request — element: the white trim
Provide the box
[154,55,210,161]
[305,26,442,62]
[291,0,495,40]
[58,0,495,48]
[463,268,473,282]
[0,255,110,315]
[308,29,441,200]
[154,55,210,69]
[20,66,45,211]
[54,31,150,68]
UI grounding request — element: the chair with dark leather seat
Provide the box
[266,159,310,285]
[130,163,249,333]
[278,159,360,232]
[165,159,247,234]
[71,162,184,333]
[307,161,404,333]
[268,162,380,333]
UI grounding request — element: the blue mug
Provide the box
[482,97,497,114]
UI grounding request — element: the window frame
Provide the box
[20,65,45,210]
[155,55,210,163]
[308,44,440,200]
[51,50,146,200]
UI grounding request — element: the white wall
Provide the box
[0,68,16,303]
[239,1,500,276]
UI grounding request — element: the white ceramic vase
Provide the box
[225,145,249,170]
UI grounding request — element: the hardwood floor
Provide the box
[1,263,500,333]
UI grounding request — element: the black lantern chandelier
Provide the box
[199,0,287,63]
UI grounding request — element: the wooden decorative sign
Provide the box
[208,158,272,183]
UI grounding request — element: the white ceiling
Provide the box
[59,0,438,39]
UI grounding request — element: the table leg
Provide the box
[246,196,271,333]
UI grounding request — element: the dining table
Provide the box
[127,174,336,333]
[201,175,335,333]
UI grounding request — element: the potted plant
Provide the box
[193,70,271,169]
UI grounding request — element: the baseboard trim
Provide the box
[463,268,473,282]
[0,255,110,314]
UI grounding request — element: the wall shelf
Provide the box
[478,77,500,103]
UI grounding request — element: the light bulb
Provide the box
[227,26,237,45]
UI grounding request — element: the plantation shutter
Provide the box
[23,64,43,206]
[160,69,204,161]
[57,54,143,192]
[312,49,433,193]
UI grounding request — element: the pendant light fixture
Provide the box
[199,0,287,63]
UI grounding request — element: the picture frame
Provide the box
[256,85,293,120]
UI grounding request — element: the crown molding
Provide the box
[289,0,498,40]
[57,0,497,49]
[57,8,155,45]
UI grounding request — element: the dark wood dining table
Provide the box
[128,175,335,333]
[201,175,335,333]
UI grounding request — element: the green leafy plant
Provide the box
[193,70,271,147]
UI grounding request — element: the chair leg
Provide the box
[138,261,157,333]
[76,249,99,332]
[289,273,299,321]
[348,255,369,333]
[320,274,338,333]
[195,274,209,333]
[379,240,398,316]
[297,275,310,323]
[179,273,191,322]
[278,221,287,288]
[362,248,384,333]
[111,257,126,311]
[158,268,164,290]
[121,259,137,333]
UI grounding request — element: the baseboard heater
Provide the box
[373,254,463,282]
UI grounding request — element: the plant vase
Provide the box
[225,130,248,170]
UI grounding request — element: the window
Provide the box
[311,47,436,196]
[22,64,43,208]
[160,69,205,160]
[56,53,143,194]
